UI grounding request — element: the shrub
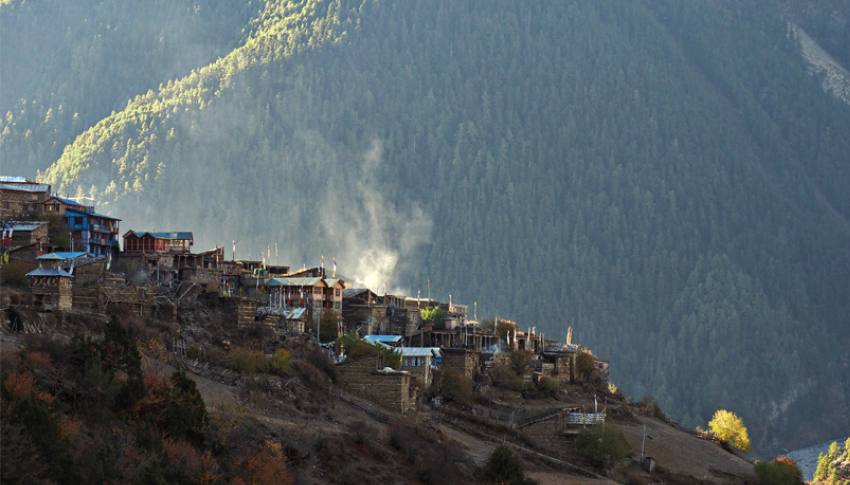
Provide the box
[389,422,419,457]
[509,351,533,376]
[754,456,803,485]
[345,339,378,359]
[814,439,850,482]
[227,347,266,374]
[576,351,594,379]
[204,346,229,368]
[240,439,293,485]
[420,306,446,326]
[318,311,339,343]
[294,360,330,390]
[164,370,208,444]
[481,445,532,484]
[305,347,337,381]
[576,424,631,471]
[267,349,291,375]
[162,438,204,481]
[339,334,401,370]
[389,421,467,484]
[708,409,751,452]
[379,346,401,369]
[0,260,32,287]
[638,395,667,420]
[522,377,559,399]
[432,369,474,404]
[490,364,523,392]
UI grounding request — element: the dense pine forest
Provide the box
[2,0,849,453]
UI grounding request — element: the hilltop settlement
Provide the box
[1,175,761,484]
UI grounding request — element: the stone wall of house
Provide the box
[99,281,156,316]
[539,352,577,384]
[337,356,415,414]
[58,278,73,311]
[236,299,256,328]
[0,188,49,219]
[442,348,480,378]
[401,359,432,387]
[186,268,220,290]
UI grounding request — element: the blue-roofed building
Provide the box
[26,267,74,278]
[43,195,121,257]
[37,251,88,262]
[397,347,442,386]
[26,266,74,311]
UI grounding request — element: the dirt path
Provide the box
[438,415,611,483]
[526,471,619,485]
[439,423,497,466]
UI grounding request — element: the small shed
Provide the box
[26,267,74,311]
[398,347,441,387]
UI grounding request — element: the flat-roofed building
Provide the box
[0,177,51,218]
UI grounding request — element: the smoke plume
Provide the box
[321,139,432,292]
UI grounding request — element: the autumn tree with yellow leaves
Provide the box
[708,409,751,452]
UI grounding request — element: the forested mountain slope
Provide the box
[4,0,850,453]
[0,0,258,174]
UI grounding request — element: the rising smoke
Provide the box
[320,139,433,293]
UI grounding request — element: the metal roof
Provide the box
[324,278,345,288]
[26,268,74,278]
[343,288,370,298]
[50,196,84,207]
[0,183,50,193]
[398,347,441,358]
[89,212,121,221]
[284,308,307,320]
[149,231,191,240]
[125,231,192,240]
[0,176,31,183]
[363,335,403,344]
[37,251,88,261]
[267,277,324,287]
[9,221,47,232]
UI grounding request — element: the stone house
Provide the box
[26,267,73,311]
[342,288,387,334]
[336,354,416,414]
[4,221,49,250]
[398,347,441,387]
[0,177,51,219]
[540,347,577,384]
[266,276,344,323]
[441,348,480,379]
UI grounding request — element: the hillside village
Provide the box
[1,175,610,402]
[1,175,763,484]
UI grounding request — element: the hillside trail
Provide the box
[435,414,616,484]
